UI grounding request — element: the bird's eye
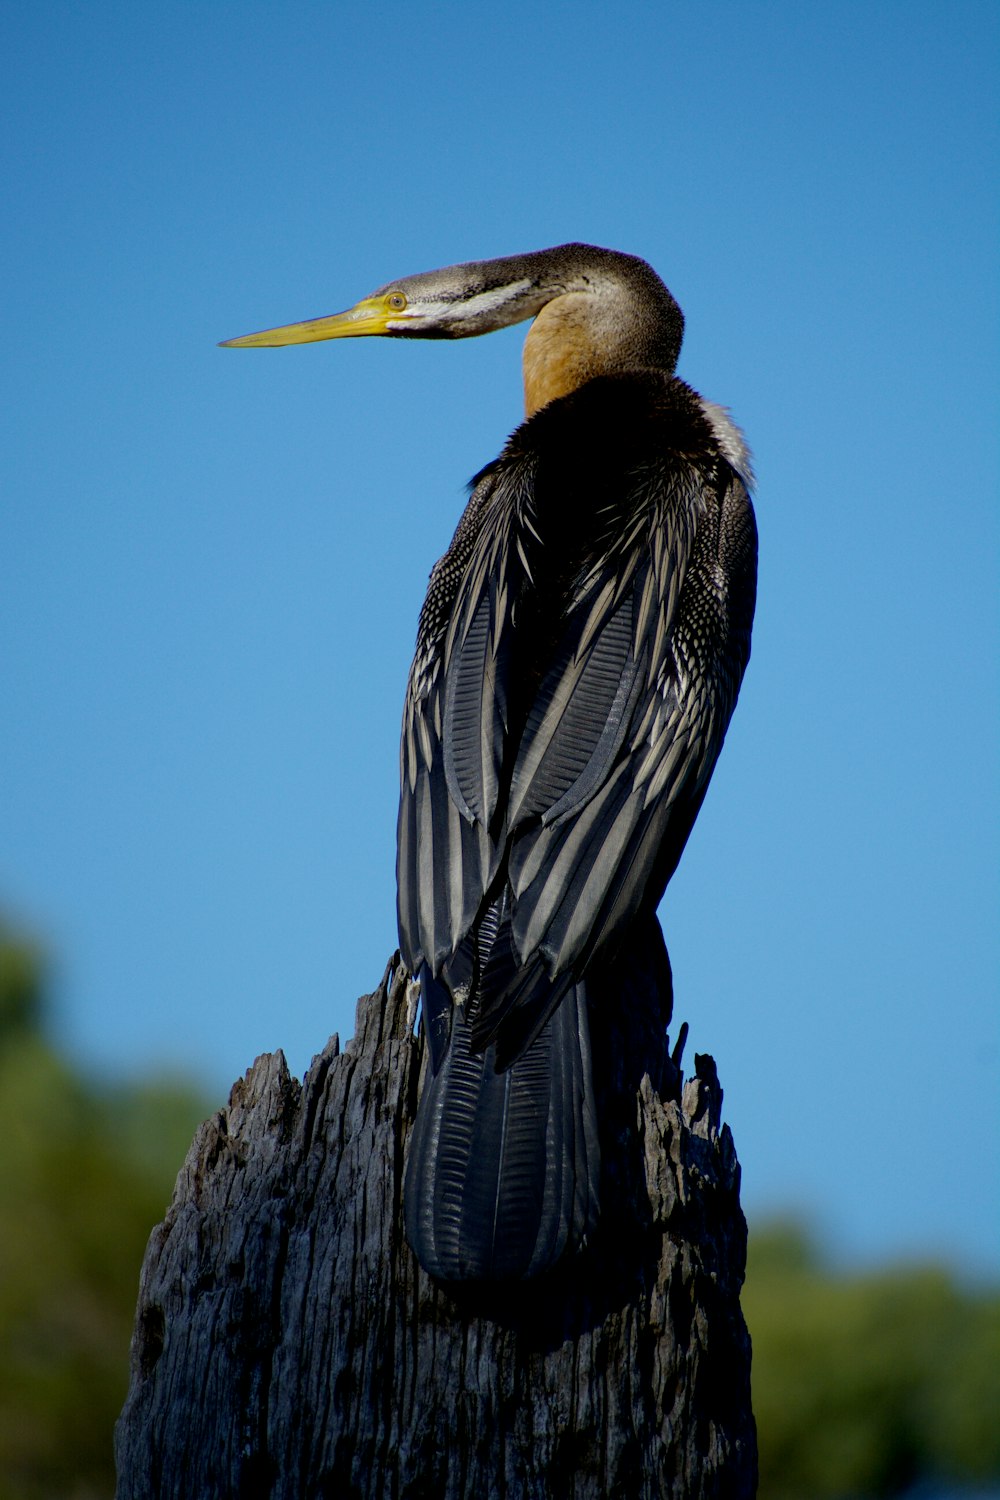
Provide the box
[386,292,407,311]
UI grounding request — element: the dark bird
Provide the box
[221,244,757,1282]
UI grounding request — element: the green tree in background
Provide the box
[744,1220,1000,1499]
[0,923,210,1500]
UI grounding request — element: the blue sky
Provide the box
[1,2,997,1276]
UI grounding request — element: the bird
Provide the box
[221,243,757,1283]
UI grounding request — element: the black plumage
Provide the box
[221,245,757,1283]
[399,370,756,1281]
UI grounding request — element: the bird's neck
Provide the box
[521,291,675,418]
[522,296,597,417]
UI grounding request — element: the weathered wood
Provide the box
[115,953,756,1498]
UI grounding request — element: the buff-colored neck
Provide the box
[521,282,681,418]
[522,294,618,418]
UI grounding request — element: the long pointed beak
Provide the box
[219,297,397,348]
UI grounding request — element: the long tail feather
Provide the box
[404,967,599,1281]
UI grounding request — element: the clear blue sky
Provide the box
[2,2,997,1276]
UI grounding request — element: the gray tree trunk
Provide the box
[114,952,756,1498]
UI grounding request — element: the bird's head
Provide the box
[218,256,558,347]
[220,244,684,414]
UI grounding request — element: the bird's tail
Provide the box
[403,967,600,1282]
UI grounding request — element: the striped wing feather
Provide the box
[398,448,755,1053]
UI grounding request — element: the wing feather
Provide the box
[397,462,531,974]
[505,469,756,984]
[398,395,757,1050]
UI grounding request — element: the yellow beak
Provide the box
[219,296,396,348]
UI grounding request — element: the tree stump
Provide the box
[114,952,756,1498]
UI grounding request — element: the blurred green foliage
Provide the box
[745,1220,1000,1499]
[0,924,211,1500]
[0,919,997,1498]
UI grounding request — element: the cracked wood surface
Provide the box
[114,954,756,1498]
